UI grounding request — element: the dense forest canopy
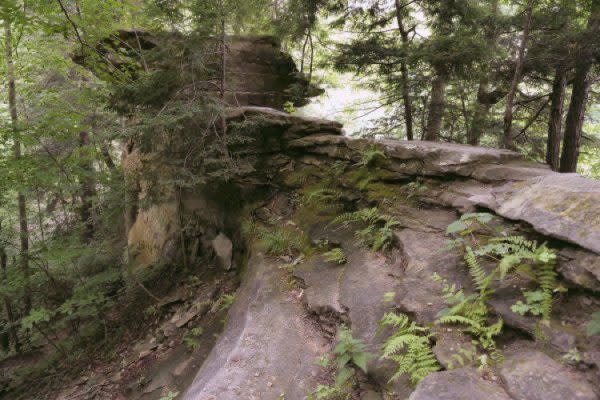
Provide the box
[0,0,599,398]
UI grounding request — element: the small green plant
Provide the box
[256,226,305,256]
[183,327,204,351]
[323,248,347,264]
[159,391,179,400]
[562,348,582,364]
[283,101,296,114]
[378,312,440,385]
[587,311,600,336]
[217,294,235,312]
[331,208,399,251]
[433,273,503,353]
[356,145,387,168]
[309,384,350,400]
[331,327,372,385]
[305,188,342,206]
[446,214,560,320]
[144,305,158,317]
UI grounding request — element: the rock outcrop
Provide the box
[171,108,600,400]
[113,35,599,400]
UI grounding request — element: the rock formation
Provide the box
[114,35,600,400]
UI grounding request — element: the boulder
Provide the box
[211,233,233,270]
[409,369,511,400]
[499,350,598,400]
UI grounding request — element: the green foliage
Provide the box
[446,213,494,235]
[587,312,600,336]
[256,226,305,256]
[433,273,503,353]
[323,248,347,264]
[356,145,387,168]
[331,327,372,385]
[217,294,235,312]
[183,327,204,351]
[446,215,559,321]
[379,312,439,384]
[309,384,350,400]
[304,188,342,206]
[159,391,179,400]
[331,208,399,251]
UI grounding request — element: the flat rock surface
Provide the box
[182,251,328,400]
[408,368,511,400]
[499,350,598,400]
[474,174,600,254]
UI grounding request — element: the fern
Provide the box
[379,312,440,385]
[305,188,342,206]
[356,145,387,168]
[331,208,398,251]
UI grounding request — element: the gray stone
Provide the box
[474,174,600,254]
[558,248,600,291]
[211,233,233,270]
[500,350,598,400]
[409,368,511,400]
[182,251,328,400]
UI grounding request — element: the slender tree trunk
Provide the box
[560,63,593,172]
[394,0,414,140]
[502,0,534,149]
[4,18,31,314]
[560,0,600,172]
[78,131,96,242]
[546,67,567,171]
[219,2,227,135]
[0,223,20,353]
[467,0,500,145]
[425,73,446,141]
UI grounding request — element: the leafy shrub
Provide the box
[379,312,440,384]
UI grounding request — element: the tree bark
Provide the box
[560,0,600,172]
[0,222,20,353]
[78,132,96,242]
[425,73,446,141]
[502,0,534,149]
[394,0,414,140]
[4,18,31,314]
[546,67,567,171]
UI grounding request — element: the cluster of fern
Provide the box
[379,312,440,385]
[331,208,399,251]
[438,213,561,357]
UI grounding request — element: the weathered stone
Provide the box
[474,174,600,254]
[499,350,598,400]
[558,248,600,291]
[211,233,233,270]
[409,368,511,400]
[182,251,328,400]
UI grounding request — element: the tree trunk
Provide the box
[560,0,600,172]
[546,67,567,171]
[502,0,534,149]
[394,0,414,140]
[4,18,31,314]
[468,76,492,145]
[78,131,96,242]
[0,243,19,353]
[425,73,446,141]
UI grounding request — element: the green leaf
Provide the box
[446,220,468,234]
[335,366,354,385]
[352,352,369,373]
